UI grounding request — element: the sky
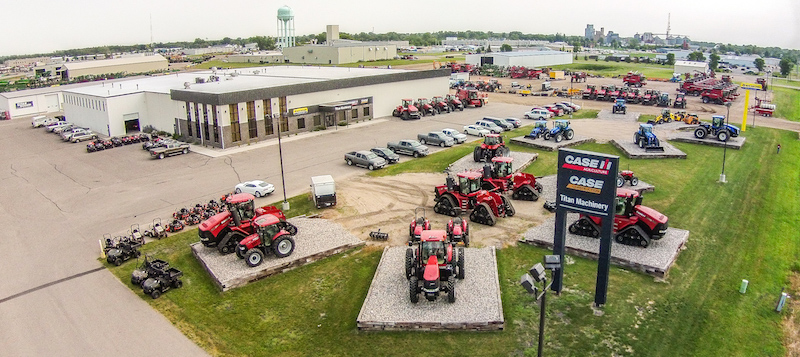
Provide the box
[2,0,799,57]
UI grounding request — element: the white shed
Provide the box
[674,61,709,76]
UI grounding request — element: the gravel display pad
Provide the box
[510,135,595,151]
[618,179,655,193]
[447,151,538,174]
[521,213,689,278]
[191,217,364,291]
[669,130,746,149]
[610,139,687,159]
[357,247,504,331]
[597,109,640,121]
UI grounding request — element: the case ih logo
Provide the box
[566,175,604,194]
[562,155,613,176]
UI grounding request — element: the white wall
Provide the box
[465,52,573,67]
[0,92,64,119]
[62,92,111,135]
[143,92,182,133]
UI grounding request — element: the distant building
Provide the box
[585,24,595,40]
[62,54,168,80]
[282,25,398,65]
[465,50,573,67]
[606,31,620,44]
[674,60,709,76]
[227,51,285,64]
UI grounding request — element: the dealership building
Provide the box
[61,66,449,148]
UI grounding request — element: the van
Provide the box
[474,120,503,134]
[310,175,336,209]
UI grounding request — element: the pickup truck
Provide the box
[344,150,387,170]
[417,131,455,147]
[150,142,190,159]
[386,140,429,158]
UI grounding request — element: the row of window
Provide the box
[64,94,106,112]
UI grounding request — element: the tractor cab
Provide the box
[468,90,480,100]
[417,98,430,106]
[661,108,671,117]
[551,120,570,133]
[639,123,654,135]
[490,156,514,178]
[534,121,547,130]
[483,133,504,147]
[252,214,283,241]
[226,193,257,226]
[445,94,461,105]
[456,171,483,195]
[401,99,412,107]
[712,115,725,127]
[431,96,444,104]
[586,85,596,90]
[615,188,642,216]
[615,98,626,106]
[420,231,448,265]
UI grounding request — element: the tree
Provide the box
[500,44,512,52]
[486,45,492,53]
[754,58,765,72]
[628,38,640,49]
[709,52,720,71]
[666,53,676,65]
[248,36,275,51]
[688,51,706,62]
[780,57,794,76]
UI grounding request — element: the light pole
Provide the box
[273,113,289,210]
[520,255,562,357]
[719,102,731,183]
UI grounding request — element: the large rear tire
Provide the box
[447,277,456,303]
[409,277,419,303]
[473,147,482,162]
[694,127,707,139]
[273,236,295,258]
[457,248,465,279]
[405,248,414,279]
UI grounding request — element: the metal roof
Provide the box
[63,54,167,70]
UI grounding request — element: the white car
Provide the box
[234,180,275,197]
[463,124,491,137]
[524,109,551,120]
[560,101,581,111]
[441,128,468,143]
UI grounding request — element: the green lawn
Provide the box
[552,60,675,79]
[106,127,798,356]
[773,86,800,121]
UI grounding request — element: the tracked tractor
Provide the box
[694,115,740,142]
[480,156,543,201]
[633,123,664,151]
[473,134,509,162]
[235,214,298,267]
[198,193,296,255]
[433,171,514,226]
[524,121,549,139]
[568,188,668,248]
[405,230,464,303]
[392,99,421,120]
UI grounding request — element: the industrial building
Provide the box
[32,54,169,81]
[62,66,449,148]
[0,81,102,119]
[282,25,398,65]
[674,60,709,76]
[227,51,285,64]
[465,50,573,67]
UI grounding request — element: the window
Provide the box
[363,107,370,116]
[247,101,257,139]
[229,104,241,142]
[313,115,321,127]
[194,103,201,138]
[187,103,193,137]
[297,117,305,129]
[202,104,210,140]
[212,105,219,142]
[265,116,274,136]
[279,116,288,132]
[351,108,358,118]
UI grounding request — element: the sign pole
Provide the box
[594,215,614,306]
[552,209,566,294]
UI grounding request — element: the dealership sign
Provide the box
[556,149,618,217]
[15,101,33,109]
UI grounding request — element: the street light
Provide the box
[272,113,290,210]
[520,255,562,357]
[719,102,732,183]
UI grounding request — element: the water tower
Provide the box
[277,5,295,49]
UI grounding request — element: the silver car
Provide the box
[441,128,467,144]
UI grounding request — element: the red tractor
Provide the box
[392,99,422,120]
[568,188,668,248]
[473,134,509,163]
[445,94,464,111]
[198,193,296,255]
[405,230,464,303]
[582,85,597,100]
[456,88,486,108]
[480,156,543,201]
[606,85,620,101]
[626,88,641,104]
[414,98,437,116]
[571,71,587,82]
[446,217,469,246]
[616,170,639,187]
[673,93,687,109]
[433,171,514,226]
[431,96,452,114]
[235,213,298,267]
[623,72,647,87]
[595,85,608,101]
[408,207,431,242]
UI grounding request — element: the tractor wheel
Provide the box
[565,129,575,140]
[501,196,515,217]
[457,248,465,279]
[694,127,707,139]
[615,234,625,244]
[463,232,470,247]
[633,133,640,145]
[283,223,298,236]
[405,248,414,279]
[616,175,624,187]
[112,258,121,266]
[473,147,482,162]
[273,236,296,258]
[447,277,456,303]
[555,133,563,143]
[235,245,245,259]
[568,222,579,234]
[173,280,183,289]
[702,96,710,104]
[402,112,410,120]
[544,132,551,140]
[246,249,264,267]
[150,290,161,299]
[183,148,189,154]
[630,177,639,186]
[409,277,419,303]
[717,130,729,142]
[638,138,645,149]
[392,109,399,117]
[346,159,353,166]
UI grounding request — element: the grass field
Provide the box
[106,126,798,356]
[773,86,800,121]
[551,60,675,79]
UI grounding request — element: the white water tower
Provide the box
[277,5,295,49]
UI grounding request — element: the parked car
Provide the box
[560,101,581,111]
[503,118,522,128]
[554,103,574,115]
[440,128,467,144]
[52,124,78,134]
[234,180,276,197]
[524,109,551,120]
[370,147,400,164]
[543,105,564,117]
[344,150,387,170]
[70,131,99,143]
[463,124,491,137]
[60,127,90,141]
[46,122,72,132]
[482,117,514,131]
[474,120,503,134]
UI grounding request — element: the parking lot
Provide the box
[0,102,530,355]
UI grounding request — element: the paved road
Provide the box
[0,103,526,355]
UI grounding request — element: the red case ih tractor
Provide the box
[445,94,464,111]
[479,156,543,201]
[623,72,647,87]
[616,170,639,187]
[446,217,469,246]
[431,96,452,114]
[408,207,431,242]
[456,89,486,108]
[433,171,515,226]
[568,188,668,247]
[235,214,298,267]
[405,230,464,303]
[414,98,437,116]
[583,85,597,100]
[473,134,509,163]
[392,99,422,120]
[198,193,296,255]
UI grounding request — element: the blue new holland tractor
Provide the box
[633,123,664,151]
[524,120,549,139]
[544,119,574,143]
[694,115,740,142]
